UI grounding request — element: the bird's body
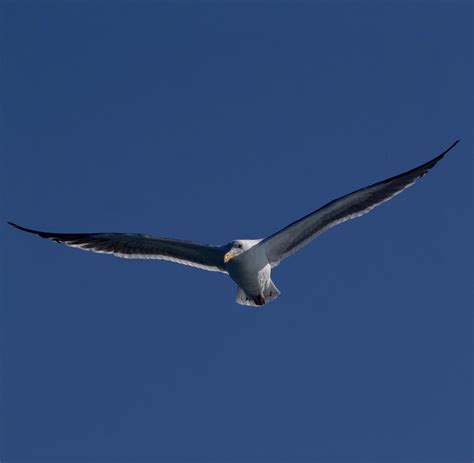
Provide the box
[9,140,459,307]
[225,240,278,306]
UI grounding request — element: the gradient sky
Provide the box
[2,2,472,463]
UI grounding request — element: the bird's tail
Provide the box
[235,280,281,307]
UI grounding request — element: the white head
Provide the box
[223,239,261,264]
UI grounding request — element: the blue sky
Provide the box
[2,2,472,462]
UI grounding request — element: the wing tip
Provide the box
[8,221,29,232]
[440,139,460,158]
[419,139,460,177]
[8,221,49,238]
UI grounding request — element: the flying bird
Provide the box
[9,140,459,307]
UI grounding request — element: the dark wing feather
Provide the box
[261,140,459,267]
[9,223,227,273]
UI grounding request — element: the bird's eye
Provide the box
[238,243,242,249]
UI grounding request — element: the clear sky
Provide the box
[2,2,472,463]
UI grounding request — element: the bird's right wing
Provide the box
[8,222,228,273]
[259,140,459,267]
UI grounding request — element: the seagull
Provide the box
[9,140,459,307]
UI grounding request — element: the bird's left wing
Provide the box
[260,140,459,267]
[8,222,228,273]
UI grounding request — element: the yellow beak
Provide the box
[224,250,237,264]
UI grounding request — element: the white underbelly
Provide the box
[230,263,271,296]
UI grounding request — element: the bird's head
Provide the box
[223,239,259,264]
